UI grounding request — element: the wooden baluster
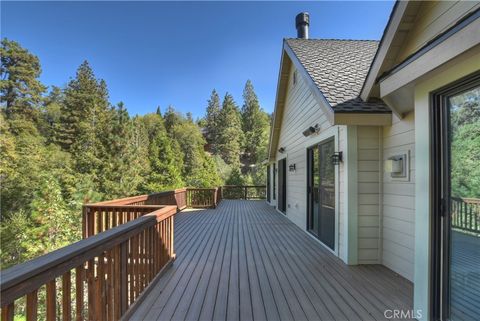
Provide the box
[105,250,113,321]
[26,290,38,321]
[120,242,128,315]
[87,260,95,321]
[95,254,106,321]
[1,303,14,321]
[128,236,134,305]
[82,206,87,239]
[62,271,72,321]
[469,205,473,231]
[75,266,84,321]
[133,233,139,300]
[46,279,56,321]
[113,245,120,320]
[150,226,154,281]
[170,216,174,258]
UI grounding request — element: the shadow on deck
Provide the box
[131,200,413,321]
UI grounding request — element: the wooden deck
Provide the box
[131,200,413,321]
[451,231,480,320]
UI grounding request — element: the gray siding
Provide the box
[357,127,381,264]
[382,112,415,281]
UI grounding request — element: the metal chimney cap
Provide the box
[295,12,310,28]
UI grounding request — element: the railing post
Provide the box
[213,188,217,208]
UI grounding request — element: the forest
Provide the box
[0,39,270,269]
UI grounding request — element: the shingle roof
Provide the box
[285,38,390,113]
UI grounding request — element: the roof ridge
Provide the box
[285,38,379,42]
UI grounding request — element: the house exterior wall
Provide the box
[396,0,480,63]
[356,126,381,264]
[413,48,480,321]
[381,112,415,281]
[273,64,346,257]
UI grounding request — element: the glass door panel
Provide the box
[307,138,335,251]
[448,85,480,321]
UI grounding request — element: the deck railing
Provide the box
[0,185,255,320]
[186,188,220,208]
[0,205,177,321]
[83,188,221,238]
[221,185,266,200]
[451,197,480,234]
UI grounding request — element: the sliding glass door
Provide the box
[307,138,335,250]
[432,72,480,321]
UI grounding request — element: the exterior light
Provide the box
[289,164,296,172]
[302,124,320,137]
[278,147,286,153]
[331,152,343,165]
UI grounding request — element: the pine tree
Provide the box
[101,103,149,197]
[217,93,243,169]
[57,61,111,187]
[0,39,46,120]
[205,89,221,154]
[241,80,270,169]
[144,129,184,192]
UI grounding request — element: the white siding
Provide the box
[357,126,381,264]
[274,64,344,254]
[382,111,415,281]
[397,1,480,63]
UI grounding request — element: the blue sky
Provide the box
[1,1,394,118]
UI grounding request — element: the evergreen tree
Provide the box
[0,39,46,120]
[205,89,221,153]
[171,119,221,187]
[217,93,243,169]
[144,129,184,192]
[241,80,270,169]
[57,61,111,189]
[101,103,149,197]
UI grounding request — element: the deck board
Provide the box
[130,200,414,321]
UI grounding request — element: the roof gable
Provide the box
[285,39,388,112]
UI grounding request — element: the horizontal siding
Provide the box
[274,64,344,256]
[382,111,415,281]
[396,0,480,62]
[357,126,380,264]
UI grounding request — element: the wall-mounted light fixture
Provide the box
[331,152,343,165]
[385,152,409,180]
[278,147,286,153]
[302,124,320,137]
[289,164,296,172]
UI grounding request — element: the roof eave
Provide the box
[360,0,408,102]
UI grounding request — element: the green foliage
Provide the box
[241,80,270,166]
[0,39,46,119]
[0,39,271,274]
[205,89,221,153]
[144,127,185,192]
[451,90,480,198]
[217,93,243,168]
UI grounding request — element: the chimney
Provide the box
[295,12,309,39]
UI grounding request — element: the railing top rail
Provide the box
[222,185,266,188]
[187,187,218,190]
[0,205,177,306]
[451,197,480,204]
[89,194,149,206]
[83,204,166,209]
